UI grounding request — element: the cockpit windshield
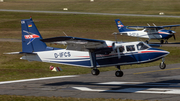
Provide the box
[137,42,149,50]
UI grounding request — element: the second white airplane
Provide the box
[114,19,180,44]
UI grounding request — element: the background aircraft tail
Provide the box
[21,18,47,53]
[115,19,135,33]
[115,19,126,32]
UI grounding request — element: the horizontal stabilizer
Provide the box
[4,52,37,55]
[112,32,128,36]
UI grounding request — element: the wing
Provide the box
[127,24,180,29]
[41,36,109,52]
[158,24,180,28]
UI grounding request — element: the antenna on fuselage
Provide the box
[153,23,156,27]
[63,31,68,36]
[147,23,150,26]
[112,32,118,43]
[115,34,118,43]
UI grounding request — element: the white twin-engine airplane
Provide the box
[114,19,180,44]
[6,18,170,77]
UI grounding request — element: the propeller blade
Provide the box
[173,33,176,40]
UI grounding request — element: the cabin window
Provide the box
[145,28,157,32]
[126,45,135,51]
[137,42,149,50]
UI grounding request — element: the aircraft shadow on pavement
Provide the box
[44,79,180,93]
[44,81,97,86]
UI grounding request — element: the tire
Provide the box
[159,62,166,69]
[115,71,124,77]
[145,40,149,44]
[91,69,100,76]
[160,40,164,44]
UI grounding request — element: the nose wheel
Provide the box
[159,58,166,69]
[159,62,166,69]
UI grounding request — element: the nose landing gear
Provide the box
[159,58,166,69]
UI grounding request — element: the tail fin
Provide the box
[115,19,126,32]
[21,18,47,53]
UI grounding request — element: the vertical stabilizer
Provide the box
[115,19,126,32]
[115,19,135,33]
[21,18,47,53]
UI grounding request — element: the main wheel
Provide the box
[160,40,164,44]
[145,40,149,44]
[159,62,166,69]
[115,71,124,77]
[91,69,100,76]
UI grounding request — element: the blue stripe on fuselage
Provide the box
[47,48,168,67]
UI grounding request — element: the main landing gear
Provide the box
[115,65,124,77]
[91,65,124,77]
[145,40,149,44]
[91,69,100,76]
[146,39,168,44]
[160,40,168,44]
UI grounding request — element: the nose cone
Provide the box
[147,48,170,58]
[154,48,170,56]
[158,49,170,58]
[171,31,176,34]
[162,50,170,56]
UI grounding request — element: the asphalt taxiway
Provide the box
[1,63,180,100]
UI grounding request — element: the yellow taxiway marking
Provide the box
[134,67,180,75]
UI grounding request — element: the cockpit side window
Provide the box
[145,28,157,32]
[115,46,125,53]
[137,42,149,50]
[119,46,124,52]
[126,45,135,51]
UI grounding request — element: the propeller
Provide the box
[173,33,176,40]
[171,31,176,40]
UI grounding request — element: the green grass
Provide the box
[1,11,180,41]
[1,0,180,15]
[0,95,148,101]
